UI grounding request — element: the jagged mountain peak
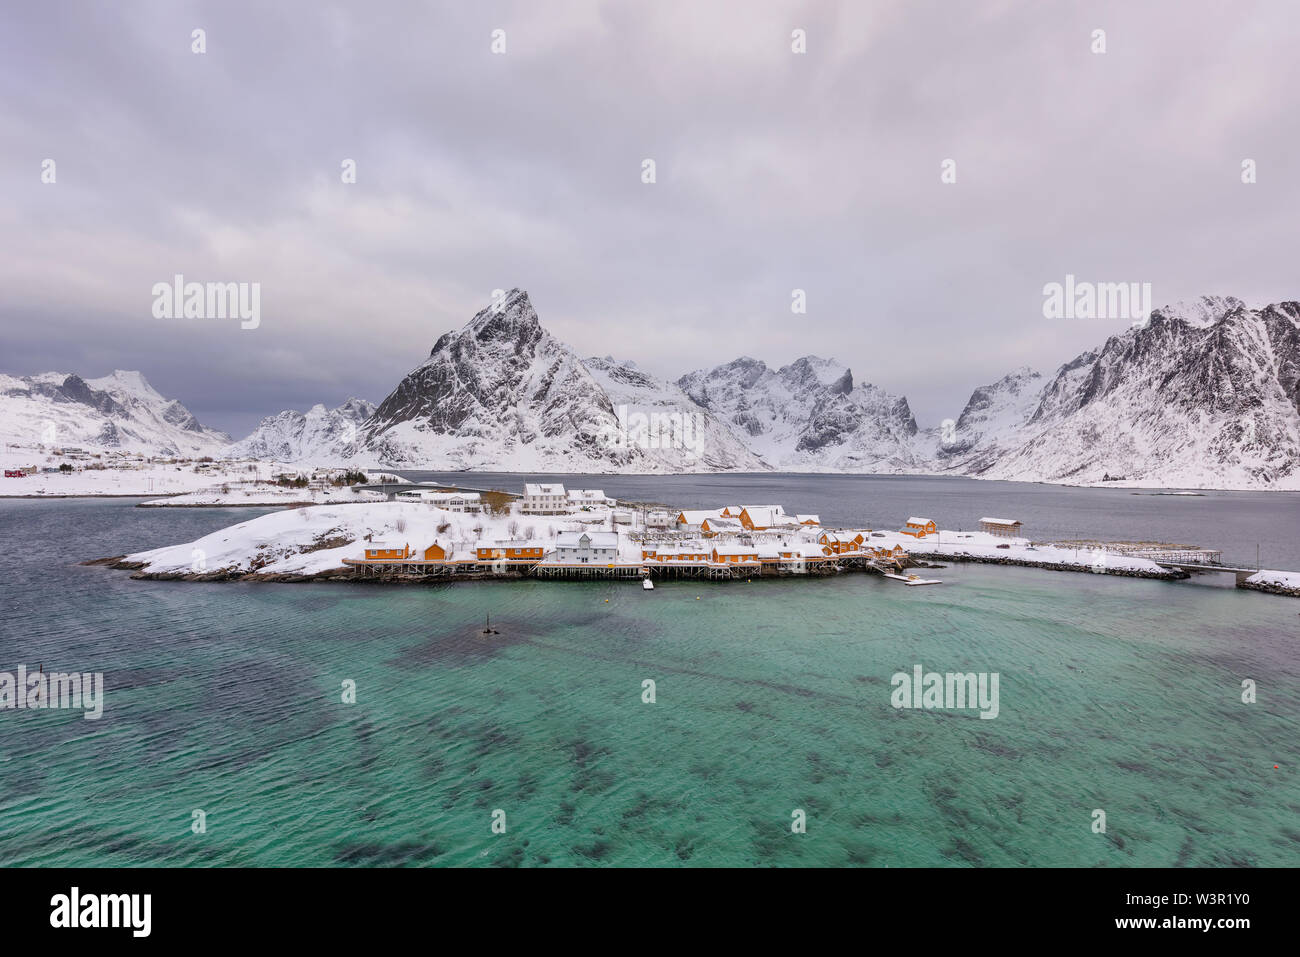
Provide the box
[424,288,545,366]
[1155,295,1248,329]
[223,396,376,464]
[86,369,164,403]
[780,356,854,395]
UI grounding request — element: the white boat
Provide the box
[642,578,654,590]
[883,572,943,586]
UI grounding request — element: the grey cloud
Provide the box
[2,0,1297,437]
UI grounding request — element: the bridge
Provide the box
[1149,560,1262,584]
[1045,541,1261,584]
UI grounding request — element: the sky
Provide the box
[3,0,1298,438]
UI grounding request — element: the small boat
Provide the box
[642,578,654,590]
[883,572,943,586]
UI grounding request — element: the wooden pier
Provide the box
[340,555,845,582]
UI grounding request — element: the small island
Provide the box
[89,482,1300,598]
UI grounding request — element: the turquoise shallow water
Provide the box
[0,496,1296,866]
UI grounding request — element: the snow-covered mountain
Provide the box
[0,369,230,456]
[935,297,1300,488]
[222,397,375,464]
[579,356,768,471]
[354,289,768,472]
[928,366,1044,472]
[677,356,920,471]
[13,292,1294,489]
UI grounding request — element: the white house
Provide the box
[553,530,619,563]
[567,488,614,508]
[645,510,674,528]
[395,489,482,512]
[521,483,568,514]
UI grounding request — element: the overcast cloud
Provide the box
[3,0,1297,437]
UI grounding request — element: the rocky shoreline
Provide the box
[1238,578,1300,598]
[902,550,1189,581]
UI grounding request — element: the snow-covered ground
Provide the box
[138,484,388,507]
[1242,569,1300,595]
[867,529,1168,574]
[0,450,282,497]
[1,445,409,499]
[121,501,626,577]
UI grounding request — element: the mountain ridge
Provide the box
[4,292,1296,488]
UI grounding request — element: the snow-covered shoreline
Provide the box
[136,484,388,508]
[1240,569,1300,598]
[86,499,1300,598]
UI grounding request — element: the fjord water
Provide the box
[0,485,1297,867]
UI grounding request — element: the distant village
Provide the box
[346,481,1027,581]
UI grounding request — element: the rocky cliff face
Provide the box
[223,397,376,463]
[940,297,1300,488]
[677,355,919,471]
[355,289,762,471]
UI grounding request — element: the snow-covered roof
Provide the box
[741,506,789,527]
[979,517,1021,526]
[555,530,618,548]
[906,517,934,526]
[651,544,710,555]
[524,483,565,496]
[367,541,406,550]
[678,508,724,524]
[701,517,741,528]
[566,488,607,499]
[795,514,820,524]
[712,544,758,555]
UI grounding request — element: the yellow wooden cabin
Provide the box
[364,543,411,560]
[818,531,864,555]
[700,517,742,537]
[901,517,937,538]
[712,546,759,564]
[476,542,544,561]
